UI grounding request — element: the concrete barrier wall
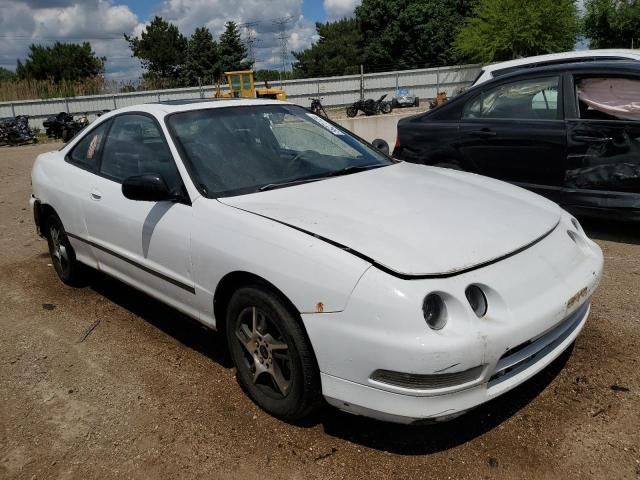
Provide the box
[0,64,480,130]
[334,111,417,148]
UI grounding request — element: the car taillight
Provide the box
[394,136,400,149]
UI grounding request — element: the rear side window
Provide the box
[576,76,640,121]
[463,76,560,120]
[68,122,109,170]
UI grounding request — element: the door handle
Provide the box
[90,190,102,200]
[572,135,613,144]
[470,129,497,137]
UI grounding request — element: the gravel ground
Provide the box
[1,143,639,480]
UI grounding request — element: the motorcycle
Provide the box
[346,94,393,118]
[0,115,38,146]
[309,97,328,118]
[43,112,89,142]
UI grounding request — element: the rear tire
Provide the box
[414,98,420,107]
[381,102,392,114]
[226,286,321,422]
[45,214,86,287]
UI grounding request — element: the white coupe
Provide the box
[30,99,603,424]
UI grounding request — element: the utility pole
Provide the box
[240,21,260,68]
[273,16,293,83]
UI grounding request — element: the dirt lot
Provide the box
[1,143,639,480]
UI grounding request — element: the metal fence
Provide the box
[0,64,481,130]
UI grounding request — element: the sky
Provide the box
[0,0,363,80]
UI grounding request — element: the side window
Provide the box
[68,122,109,169]
[100,114,182,190]
[577,76,640,121]
[241,73,252,91]
[463,76,560,120]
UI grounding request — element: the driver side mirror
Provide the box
[371,138,390,155]
[122,174,174,202]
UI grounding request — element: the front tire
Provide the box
[45,214,86,286]
[226,286,321,422]
[346,106,358,118]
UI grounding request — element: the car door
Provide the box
[58,121,111,268]
[566,74,640,204]
[457,75,567,189]
[83,113,198,318]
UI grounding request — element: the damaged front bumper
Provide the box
[301,213,603,423]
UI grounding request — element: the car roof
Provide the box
[481,49,640,73]
[473,60,640,89]
[106,98,288,117]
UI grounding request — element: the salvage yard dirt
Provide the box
[1,143,639,480]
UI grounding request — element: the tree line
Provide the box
[2,0,640,95]
[124,17,253,88]
[293,0,640,77]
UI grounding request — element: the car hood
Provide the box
[219,162,561,276]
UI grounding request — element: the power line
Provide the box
[0,35,127,40]
[272,15,293,74]
[240,21,261,67]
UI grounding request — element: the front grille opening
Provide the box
[371,364,485,390]
[489,301,589,387]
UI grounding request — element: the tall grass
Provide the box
[0,77,107,102]
[0,76,208,102]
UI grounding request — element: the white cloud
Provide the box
[0,0,319,81]
[0,0,141,79]
[156,0,318,70]
[323,0,361,21]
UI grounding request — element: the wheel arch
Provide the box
[213,271,301,334]
[34,201,59,236]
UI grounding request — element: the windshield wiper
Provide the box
[322,163,386,178]
[259,177,323,192]
[258,164,386,192]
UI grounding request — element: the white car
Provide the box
[30,99,603,424]
[473,49,640,86]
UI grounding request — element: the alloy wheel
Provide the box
[234,306,292,397]
[49,224,70,277]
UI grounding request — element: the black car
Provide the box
[393,61,640,221]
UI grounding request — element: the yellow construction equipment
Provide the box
[215,70,287,101]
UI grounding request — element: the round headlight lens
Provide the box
[465,285,488,317]
[423,294,447,330]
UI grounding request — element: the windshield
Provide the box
[166,104,392,197]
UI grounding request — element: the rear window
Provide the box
[68,122,109,170]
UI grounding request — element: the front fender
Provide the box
[190,199,372,324]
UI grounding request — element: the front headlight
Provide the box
[465,285,488,317]
[423,294,447,330]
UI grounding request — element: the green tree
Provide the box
[292,18,363,77]
[216,21,251,77]
[584,0,640,48]
[455,0,580,63]
[356,0,478,70]
[125,16,187,82]
[182,27,219,86]
[0,67,16,81]
[16,42,105,82]
[255,69,288,81]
